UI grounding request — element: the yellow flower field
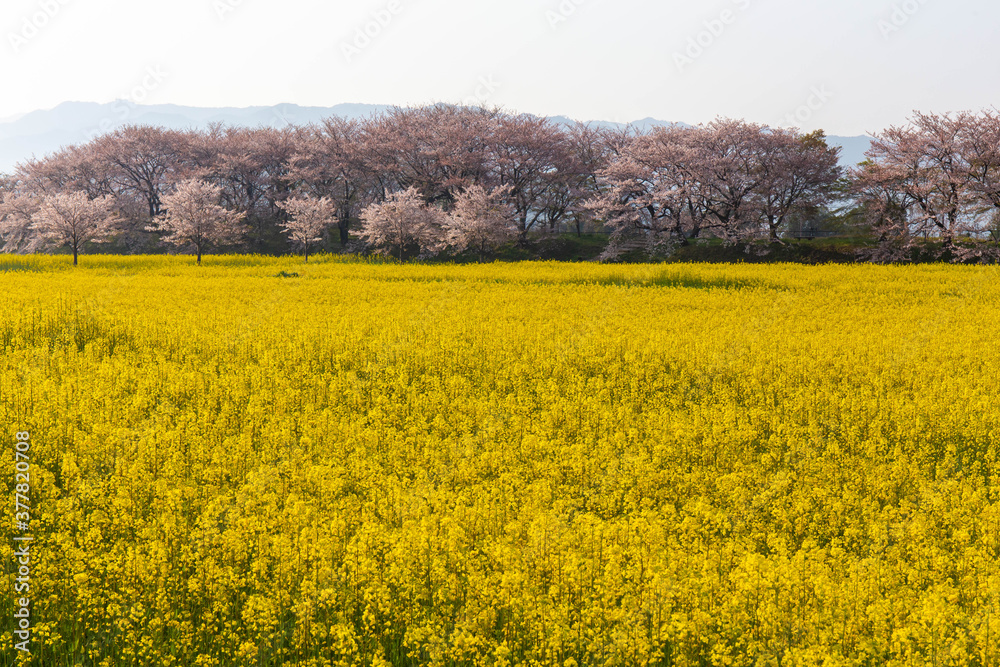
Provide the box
[2,255,1000,666]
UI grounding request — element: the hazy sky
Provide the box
[1,0,996,135]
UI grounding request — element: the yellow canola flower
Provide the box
[0,255,998,665]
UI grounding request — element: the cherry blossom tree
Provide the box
[358,187,446,261]
[367,105,499,206]
[18,145,116,200]
[961,110,1000,216]
[148,179,245,264]
[589,130,685,240]
[854,112,981,257]
[588,125,712,256]
[691,118,770,242]
[754,129,842,243]
[277,195,335,261]
[443,185,515,262]
[849,160,918,262]
[194,126,296,252]
[0,187,42,254]
[288,118,376,246]
[92,125,192,221]
[28,192,118,265]
[557,123,621,236]
[488,113,573,239]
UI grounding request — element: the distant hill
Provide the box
[0,101,871,173]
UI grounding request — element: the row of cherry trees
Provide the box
[1,104,997,263]
[589,121,841,256]
[0,106,614,261]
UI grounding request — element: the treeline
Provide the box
[1,105,999,264]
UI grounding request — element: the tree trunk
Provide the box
[941,223,954,250]
[73,246,78,266]
[339,221,349,246]
[197,248,202,265]
[255,216,266,253]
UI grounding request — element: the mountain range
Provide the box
[0,101,872,174]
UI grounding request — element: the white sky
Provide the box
[1,0,997,135]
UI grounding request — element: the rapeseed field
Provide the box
[2,255,999,666]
